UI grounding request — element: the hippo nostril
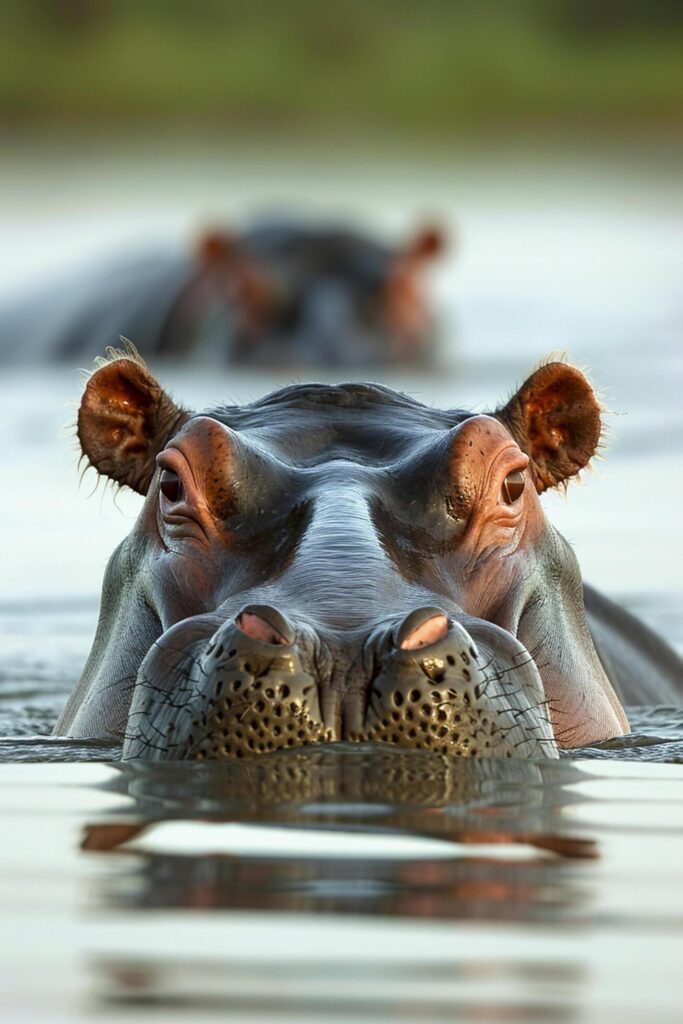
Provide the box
[235,605,294,646]
[397,607,449,650]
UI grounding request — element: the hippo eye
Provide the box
[501,469,525,505]
[159,469,182,503]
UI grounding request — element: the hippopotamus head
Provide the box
[193,221,445,366]
[56,352,629,759]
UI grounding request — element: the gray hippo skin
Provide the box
[55,353,682,759]
[0,220,445,368]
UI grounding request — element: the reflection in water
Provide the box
[62,744,683,1021]
[75,747,600,1023]
[82,748,596,925]
[95,958,585,1022]
[2,742,682,1020]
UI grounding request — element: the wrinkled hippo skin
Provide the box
[0,220,445,368]
[55,353,682,760]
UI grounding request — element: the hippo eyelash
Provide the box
[501,469,525,505]
[159,469,183,503]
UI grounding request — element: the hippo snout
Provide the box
[363,614,556,759]
[122,606,558,761]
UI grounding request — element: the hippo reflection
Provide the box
[0,220,445,368]
[81,756,596,921]
[55,351,682,759]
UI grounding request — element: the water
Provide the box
[1,143,682,1020]
[2,753,683,1021]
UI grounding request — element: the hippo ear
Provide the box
[78,354,189,494]
[403,223,447,262]
[197,229,237,267]
[496,363,602,493]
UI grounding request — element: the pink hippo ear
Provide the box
[78,351,189,494]
[496,362,602,494]
[403,222,448,263]
[196,228,280,337]
[196,229,238,268]
[383,223,448,344]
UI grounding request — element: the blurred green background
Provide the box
[1,0,682,138]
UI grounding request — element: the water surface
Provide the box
[2,751,683,1022]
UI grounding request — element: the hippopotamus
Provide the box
[55,351,683,759]
[0,219,445,368]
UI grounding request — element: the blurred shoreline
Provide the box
[2,2,682,138]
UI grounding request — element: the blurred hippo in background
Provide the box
[55,351,683,760]
[0,218,446,368]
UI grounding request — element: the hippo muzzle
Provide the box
[123,604,555,760]
[56,352,630,760]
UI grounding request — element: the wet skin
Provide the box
[55,354,682,759]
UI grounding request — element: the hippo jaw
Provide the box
[122,608,557,761]
[57,352,630,760]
